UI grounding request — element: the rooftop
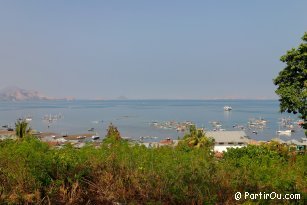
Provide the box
[205,131,249,144]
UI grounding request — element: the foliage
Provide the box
[15,119,32,139]
[0,135,306,204]
[261,141,290,159]
[105,123,122,141]
[180,125,214,150]
[273,32,307,135]
[219,145,306,204]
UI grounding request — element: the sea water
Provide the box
[0,100,305,142]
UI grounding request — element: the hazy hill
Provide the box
[0,86,55,101]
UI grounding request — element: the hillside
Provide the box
[0,86,55,101]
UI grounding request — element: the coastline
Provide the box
[0,99,304,142]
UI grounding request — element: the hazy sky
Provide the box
[0,1,306,99]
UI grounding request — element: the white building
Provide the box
[205,131,249,152]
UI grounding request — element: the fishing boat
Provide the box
[224,106,232,111]
[25,117,32,122]
[43,113,63,123]
[296,120,304,127]
[91,135,99,140]
[277,130,293,136]
[18,116,32,122]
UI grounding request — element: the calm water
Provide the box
[0,100,305,141]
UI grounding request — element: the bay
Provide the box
[0,100,305,142]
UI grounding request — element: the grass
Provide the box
[0,136,306,204]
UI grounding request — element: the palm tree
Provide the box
[15,119,32,139]
[183,125,214,149]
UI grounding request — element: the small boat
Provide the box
[277,130,293,136]
[88,128,95,132]
[296,120,304,126]
[224,106,232,111]
[18,117,32,122]
[92,135,99,140]
[139,136,158,140]
[25,117,32,122]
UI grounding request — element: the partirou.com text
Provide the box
[235,192,301,201]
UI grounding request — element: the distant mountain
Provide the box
[116,95,128,100]
[0,86,56,101]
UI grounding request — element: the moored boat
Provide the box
[224,106,232,111]
[277,130,293,136]
[91,135,99,140]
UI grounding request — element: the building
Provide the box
[205,131,249,152]
[286,138,307,153]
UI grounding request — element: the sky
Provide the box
[0,1,306,100]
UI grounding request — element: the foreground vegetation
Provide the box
[0,126,306,205]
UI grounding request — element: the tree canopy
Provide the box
[15,119,32,139]
[105,123,122,141]
[273,32,307,134]
[181,125,214,149]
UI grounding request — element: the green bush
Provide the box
[0,137,305,204]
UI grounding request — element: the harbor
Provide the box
[0,102,305,151]
[0,100,305,143]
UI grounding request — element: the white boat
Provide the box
[224,106,232,111]
[277,130,293,135]
[91,135,99,140]
[43,113,63,123]
[19,116,32,122]
[25,117,32,122]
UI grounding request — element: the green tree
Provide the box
[182,125,214,149]
[15,119,32,139]
[273,32,307,134]
[105,123,121,141]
